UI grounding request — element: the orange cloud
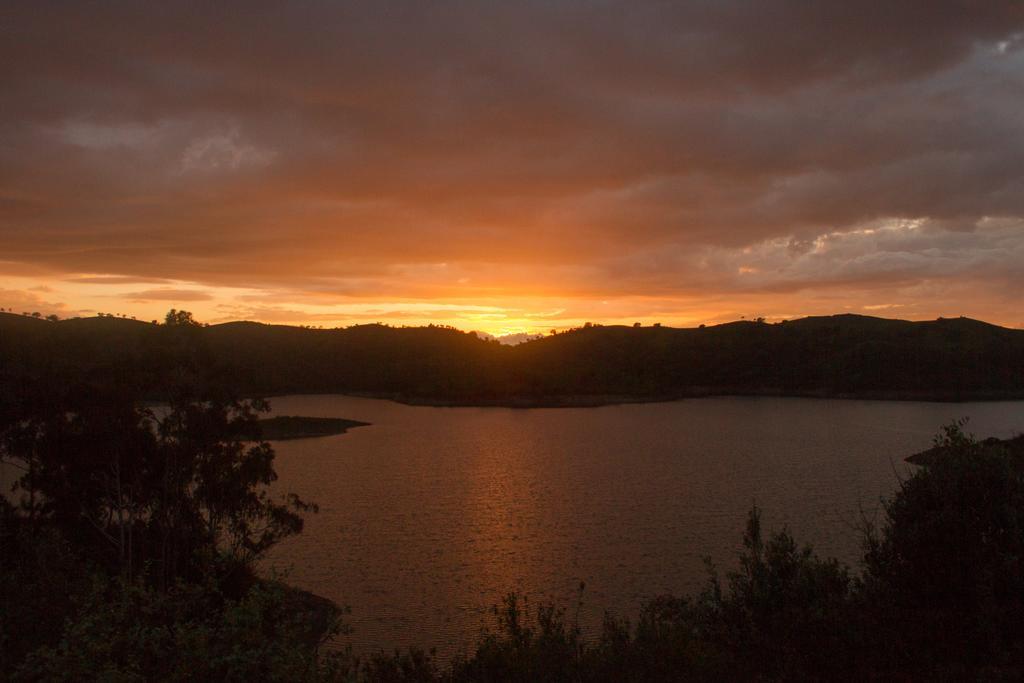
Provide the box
[2,2,1023,331]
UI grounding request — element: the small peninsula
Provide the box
[258,416,370,440]
[907,434,1024,466]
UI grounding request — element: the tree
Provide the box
[151,393,315,588]
[0,383,313,589]
[164,308,200,327]
[697,507,855,680]
[0,358,327,675]
[862,421,1024,672]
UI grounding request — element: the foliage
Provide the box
[13,575,352,682]
[5,375,1024,681]
[164,308,201,327]
[447,593,585,682]
[1,383,313,589]
[0,326,325,677]
[862,420,1024,674]
[436,513,853,682]
[695,508,855,680]
[0,506,93,671]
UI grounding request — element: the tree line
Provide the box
[2,310,1024,403]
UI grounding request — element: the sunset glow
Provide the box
[2,4,1023,333]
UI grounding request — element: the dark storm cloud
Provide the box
[1,0,1023,312]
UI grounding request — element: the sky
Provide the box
[2,2,1024,336]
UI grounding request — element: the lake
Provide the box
[260,395,1023,660]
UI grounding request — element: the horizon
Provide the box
[3,289,1024,336]
[3,3,1024,335]
[3,307,1015,341]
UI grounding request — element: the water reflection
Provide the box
[261,396,1024,660]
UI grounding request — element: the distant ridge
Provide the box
[472,331,543,346]
[2,312,1023,405]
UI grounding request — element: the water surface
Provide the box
[261,395,1023,659]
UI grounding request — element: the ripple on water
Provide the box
[261,395,1024,661]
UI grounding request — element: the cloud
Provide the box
[179,127,276,173]
[1,1,1023,327]
[67,275,174,285]
[59,121,168,150]
[124,288,214,302]
[0,288,69,315]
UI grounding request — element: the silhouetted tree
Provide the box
[164,308,200,327]
[861,421,1024,673]
[0,383,313,589]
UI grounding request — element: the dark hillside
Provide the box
[506,315,1024,401]
[2,312,1023,404]
[203,322,509,397]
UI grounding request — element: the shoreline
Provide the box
[258,415,371,440]
[907,434,1024,466]
[264,388,1024,409]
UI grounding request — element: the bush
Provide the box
[863,421,1024,674]
[14,575,352,682]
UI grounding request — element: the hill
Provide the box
[2,312,1023,404]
